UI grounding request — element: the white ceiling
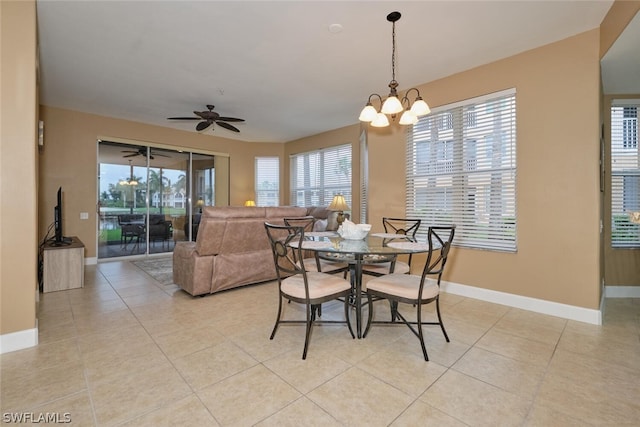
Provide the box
[37,0,623,143]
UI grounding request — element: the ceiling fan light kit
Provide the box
[359,11,431,128]
[168,104,245,133]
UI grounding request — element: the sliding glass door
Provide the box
[97,140,226,260]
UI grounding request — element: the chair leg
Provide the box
[363,293,374,338]
[302,303,313,360]
[416,303,429,361]
[344,296,355,339]
[270,295,283,340]
[436,297,450,342]
[390,300,399,322]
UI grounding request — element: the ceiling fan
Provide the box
[167,104,245,133]
[121,148,169,160]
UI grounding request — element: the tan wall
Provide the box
[1,1,38,335]
[293,30,604,309]
[599,0,640,57]
[38,106,284,258]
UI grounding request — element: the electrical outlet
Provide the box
[80,212,89,220]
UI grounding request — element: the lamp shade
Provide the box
[244,200,256,207]
[381,96,403,114]
[410,98,431,116]
[328,194,349,211]
[196,197,205,207]
[359,104,378,122]
[399,110,418,125]
[371,112,390,128]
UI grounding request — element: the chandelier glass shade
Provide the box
[359,12,430,128]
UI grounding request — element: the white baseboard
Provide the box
[441,281,602,325]
[85,257,97,266]
[605,285,640,298]
[0,325,38,354]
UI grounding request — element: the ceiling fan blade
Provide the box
[123,153,138,157]
[196,121,212,131]
[167,117,200,120]
[216,121,240,132]
[218,117,245,122]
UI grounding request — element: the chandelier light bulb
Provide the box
[381,96,403,115]
[371,112,390,127]
[410,98,431,116]
[359,104,378,122]
[399,110,418,125]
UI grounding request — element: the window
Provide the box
[255,157,279,206]
[611,101,640,247]
[406,89,517,251]
[290,144,352,208]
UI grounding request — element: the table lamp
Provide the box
[328,194,349,226]
[195,197,205,213]
[244,200,256,207]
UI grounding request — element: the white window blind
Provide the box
[255,157,279,206]
[360,129,368,224]
[290,144,352,208]
[406,89,517,251]
[611,101,640,248]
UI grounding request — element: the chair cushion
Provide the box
[363,261,410,275]
[282,272,351,300]
[367,274,439,301]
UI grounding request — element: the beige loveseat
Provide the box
[173,206,339,296]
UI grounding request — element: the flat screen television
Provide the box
[53,186,70,245]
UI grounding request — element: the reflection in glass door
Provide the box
[97,141,221,260]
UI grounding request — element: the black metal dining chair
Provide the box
[363,225,455,361]
[362,217,422,276]
[265,222,355,359]
[284,217,349,275]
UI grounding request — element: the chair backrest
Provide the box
[264,222,309,285]
[383,217,421,239]
[421,225,456,285]
[284,216,316,232]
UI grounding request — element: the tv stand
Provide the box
[43,236,85,292]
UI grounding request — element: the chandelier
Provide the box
[359,11,430,127]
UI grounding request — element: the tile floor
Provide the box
[2,259,640,426]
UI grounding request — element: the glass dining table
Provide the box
[294,232,435,338]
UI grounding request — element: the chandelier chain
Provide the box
[391,21,396,82]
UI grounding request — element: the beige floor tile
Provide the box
[537,369,640,425]
[391,400,467,427]
[1,338,81,381]
[173,340,258,390]
[90,364,192,426]
[307,367,414,427]
[263,348,352,394]
[198,364,301,426]
[255,397,341,426]
[556,328,640,372]
[26,391,96,426]
[420,369,531,426]
[524,403,595,427]
[358,344,448,397]
[152,324,228,360]
[8,261,640,426]
[1,360,86,413]
[72,308,141,336]
[119,394,220,426]
[492,308,566,346]
[452,347,546,399]
[475,328,556,367]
